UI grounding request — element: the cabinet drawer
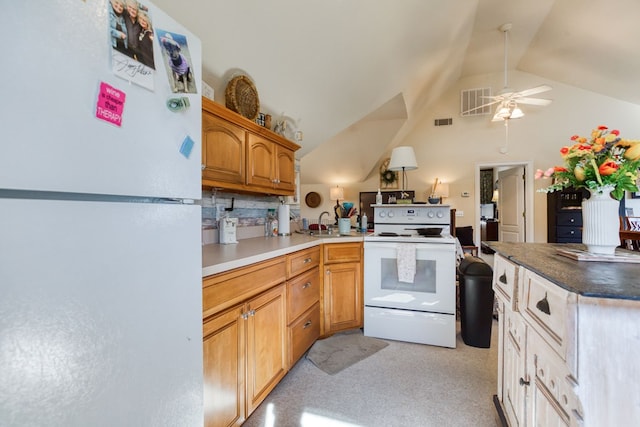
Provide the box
[203,257,286,318]
[287,247,320,278]
[493,254,519,311]
[521,269,577,361]
[287,267,320,323]
[289,302,321,366]
[555,226,582,242]
[323,242,362,264]
[556,211,582,227]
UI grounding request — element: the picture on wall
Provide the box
[379,158,399,189]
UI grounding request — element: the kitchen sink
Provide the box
[296,230,360,238]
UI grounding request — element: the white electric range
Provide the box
[363,204,456,348]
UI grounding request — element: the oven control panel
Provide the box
[373,205,451,225]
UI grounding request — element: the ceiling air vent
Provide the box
[460,87,492,116]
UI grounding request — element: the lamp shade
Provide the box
[388,146,418,171]
[330,186,344,201]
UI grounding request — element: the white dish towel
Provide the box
[397,243,417,283]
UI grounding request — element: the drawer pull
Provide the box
[519,377,530,386]
[536,292,551,315]
[303,320,312,329]
[302,282,311,289]
[303,258,312,263]
[499,271,508,284]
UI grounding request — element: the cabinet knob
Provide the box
[302,282,311,289]
[519,377,530,386]
[570,218,575,223]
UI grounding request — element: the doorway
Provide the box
[474,161,534,250]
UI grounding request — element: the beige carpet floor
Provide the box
[244,321,498,427]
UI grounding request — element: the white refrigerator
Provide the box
[1,1,203,425]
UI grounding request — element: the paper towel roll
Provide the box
[278,204,291,235]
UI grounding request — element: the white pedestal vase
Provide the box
[581,185,620,255]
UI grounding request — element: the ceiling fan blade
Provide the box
[462,99,501,115]
[513,85,552,98]
[517,97,552,106]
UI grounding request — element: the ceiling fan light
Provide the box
[510,107,524,119]
[494,106,511,119]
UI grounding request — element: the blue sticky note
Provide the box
[180,135,194,159]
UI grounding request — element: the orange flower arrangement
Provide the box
[536,125,640,200]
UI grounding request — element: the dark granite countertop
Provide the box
[486,242,640,301]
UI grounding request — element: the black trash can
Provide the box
[458,256,495,348]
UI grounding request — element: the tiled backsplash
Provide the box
[200,190,301,242]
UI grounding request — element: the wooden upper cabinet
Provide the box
[275,145,296,192]
[201,97,300,196]
[202,110,245,185]
[247,135,296,193]
[247,134,276,190]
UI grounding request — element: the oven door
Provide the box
[363,241,456,313]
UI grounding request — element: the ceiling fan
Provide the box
[465,23,552,121]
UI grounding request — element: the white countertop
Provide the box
[202,232,366,277]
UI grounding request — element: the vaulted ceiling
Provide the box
[153,0,640,183]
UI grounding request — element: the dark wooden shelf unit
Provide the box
[547,188,588,243]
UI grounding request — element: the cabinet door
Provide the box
[203,305,245,427]
[245,284,287,415]
[246,134,276,190]
[324,261,362,334]
[202,111,245,185]
[503,308,527,427]
[274,145,296,192]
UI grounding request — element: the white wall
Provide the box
[301,70,640,242]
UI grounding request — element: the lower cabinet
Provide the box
[203,283,286,427]
[202,242,364,424]
[203,304,244,427]
[493,253,602,426]
[322,242,363,335]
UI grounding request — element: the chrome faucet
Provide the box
[317,211,330,235]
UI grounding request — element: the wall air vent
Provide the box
[460,87,492,116]
[434,118,453,126]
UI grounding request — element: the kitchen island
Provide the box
[487,242,640,300]
[486,242,640,427]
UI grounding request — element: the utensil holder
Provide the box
[338,218,351,235]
